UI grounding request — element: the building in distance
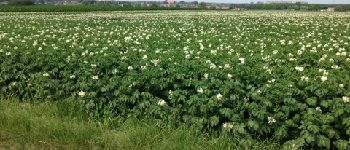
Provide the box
[165,0,176,4]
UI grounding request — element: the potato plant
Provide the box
[0,11,350,149]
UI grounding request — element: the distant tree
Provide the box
[335,5,350,12]
[199,2,206,8]
[151,3,158,8]
[296,2,301,10]
[7,0,35,5]
[37,0,45,4]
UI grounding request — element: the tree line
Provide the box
[230,3,350,12]
[1,0,350,12]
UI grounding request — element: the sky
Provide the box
[128,0,350,4]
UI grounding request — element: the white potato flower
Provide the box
[268,117,276,124]
[315,107,322,112]
[112,69,118,74]
[43,73,49,77]
[294,66,304,72]
[222,122,234,129]
[224,64,230,69]
[168,90,173,95]
[301,76,309,81]
[78,91,86,97]
[204,73,209,79]
[331,65,340,69]
[238,58,245,64]
[216,93,223,100]
[151,59,159,66]
[70,75,76,79]
[92,75,99,80]
[227,73,233,79]
[158,99,167,106]
[273,50,278,55]
[197,88,204,94]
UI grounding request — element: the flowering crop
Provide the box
[1,11,350,149]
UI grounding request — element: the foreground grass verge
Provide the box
[0,99,280,150]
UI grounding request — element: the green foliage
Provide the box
[7,0,35,6]
[0,11,350,149]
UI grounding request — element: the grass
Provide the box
[0,99,280,150]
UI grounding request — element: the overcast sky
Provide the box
[127,0,350,4]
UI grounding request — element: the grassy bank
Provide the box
[0,99,279,149]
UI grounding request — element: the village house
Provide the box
[327,7,336,12]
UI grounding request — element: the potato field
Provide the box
[1,11,350,149]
